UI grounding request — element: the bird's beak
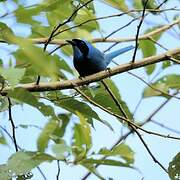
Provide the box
[66,40,75,46]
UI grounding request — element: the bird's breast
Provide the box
[73,57,106,76]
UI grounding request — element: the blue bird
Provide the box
[67,39,134,76]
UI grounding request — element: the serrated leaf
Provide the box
[7,151,55,176]
[0,67,25,87]
[168,152,180,180]
[143,74,180,98]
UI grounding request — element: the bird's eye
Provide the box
[75,40,89,57]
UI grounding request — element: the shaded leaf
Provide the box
[82,158,131,167]
[168,152,180,180]
[7,151,55,176]
[0,132,6,145]
[8,88,56,117]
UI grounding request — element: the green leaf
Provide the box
[8,88,56,117]
[102,79,133,119]
[37,118,60,152]
[13,40,59,79]
[0,67,25,87]
[82,163,105,180]
[0,132,7,145]
[139,26,164,75]
[74,9,99,32]
[168,152,180,180]
[0,164,10,180]
[53,93,100,123]
[82,158,130,167]
[15,5,42,25]
[141,0,159,14]
[53,114,71,138]
[143,74,180,98]
[73,112,92,150]
[7,151,55,176]
[103,0,129,12]
[52,143,71,159]
[162,60,173,69]
[99,143,134,164]
[133,0,143,9]
[0,22,15,42]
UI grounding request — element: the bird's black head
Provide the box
[67,39,89,57]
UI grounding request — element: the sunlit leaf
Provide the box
[37,118,60,152]
[0,67,25,87]
[143,74,180,98]
[99,143,134,164]
[73,112,92,150]
[103,0,129,12]
[52,143,71,159]
[139,26,164,75]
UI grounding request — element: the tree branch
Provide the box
[1,47,179,95]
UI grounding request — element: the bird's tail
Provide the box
[104,45,134,65]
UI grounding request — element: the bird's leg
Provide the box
[105,67,112,78]
[78,75,83,80]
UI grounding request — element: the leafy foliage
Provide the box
[0,0,179,179]
[168,152,180,180]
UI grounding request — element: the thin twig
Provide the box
[151,119,180,134]
[100,79,167,173]
[56,160,60,180]
[133,126,167,173]
[73,86,180,140]
[7,97,18,152]
[127,71,180,100]
[0,125,47,180]
[132,0,149,63]
[81,92,177,179]
[44,0,93,50]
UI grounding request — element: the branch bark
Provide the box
[1,47,180,95]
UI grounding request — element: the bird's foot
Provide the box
[106,68,112,78]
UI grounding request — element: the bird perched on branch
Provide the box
[67,39,134,76]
